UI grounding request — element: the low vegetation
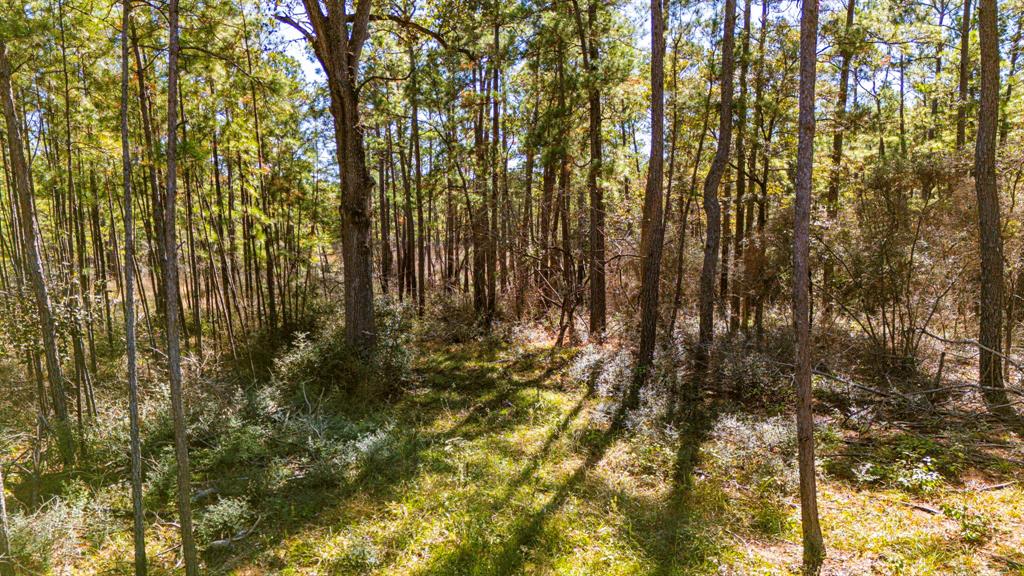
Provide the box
[3,304,1022,574]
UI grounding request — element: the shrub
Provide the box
[7,497,83,572]
[834,434,960,494]
[273,298,412,401]
[197,496,255,543]
[942,504,993,545]
[416,294,486,344]
[711,335,792,409]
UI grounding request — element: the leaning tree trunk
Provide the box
[794,0,825,569]
[0,40,74,467]
[696,0,737,369]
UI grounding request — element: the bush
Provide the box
[197,496,255,543]
[416,294,486,344]
[7,497,83,572]
[835,434,961,494]
[273,298,412,401]
[710,335,792,409]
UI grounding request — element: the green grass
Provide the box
[62,339,1024,575]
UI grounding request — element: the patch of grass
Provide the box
[18,329,1024,575]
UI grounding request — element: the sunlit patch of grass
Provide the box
[68,339,1024,575]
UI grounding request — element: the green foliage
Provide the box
[273,298,412,401]
[6,497,84,572]
[196,496,255,543]
[831,434,968,495]
[416,294,490,344]
[941,503,993,545]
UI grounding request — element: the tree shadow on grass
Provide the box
[641,385,719,576]
[414,367,722,576]
[209,342,573,571]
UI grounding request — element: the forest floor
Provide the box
[47,334,1024,574]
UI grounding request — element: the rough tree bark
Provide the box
[975,0,1014,420]
[794,0,825,569]
[120,0,147,571]
[163,0,199,571]
[286,0,377,346]
[696,0,736,368]
[632,0,667,403]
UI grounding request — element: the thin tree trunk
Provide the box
[0,463,13,576]
[824,0,856,317]
[120,2,147,570]
[0,41,74,466]
[956,0,973,149]
[163,1,199,570]
[668,77,713,337]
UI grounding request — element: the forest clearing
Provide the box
[1,0,1024,573]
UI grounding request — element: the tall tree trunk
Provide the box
[0,41,74,466]
[999,18,1022,145]
[743,0,770,331]
[956,0,972,149]
[824,0,856,317]
[794,0,825,568]
[571,0,606,339]
[292,0,377,347]
[409,44,426,314]
[696,0,737,368]
[668,77,713,337]
[975,0,1013,419]
[632,0,667,403]
[731,0,752,334]
[130,22,166,313]
[120,2,147,571]
[163,2,199,571]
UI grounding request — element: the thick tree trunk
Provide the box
[632,0,667,402]
[296,0,377,347]
[975,0,1013,419]
[794,0,825,568]
[696,0,737,368]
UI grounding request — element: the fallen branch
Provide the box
[959,480,1018,493]
[902,501,940,515]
